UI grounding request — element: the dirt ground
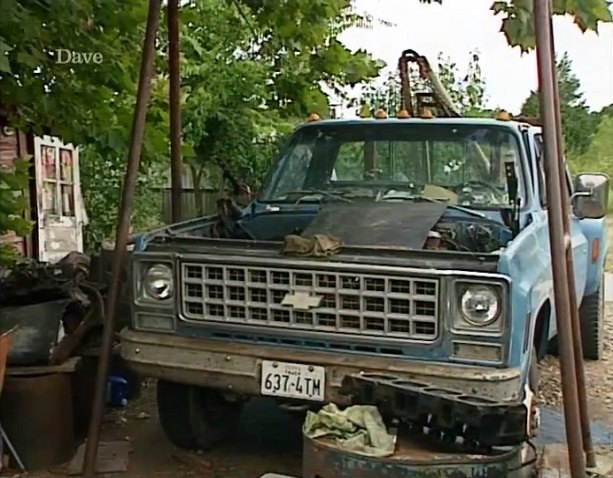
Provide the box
[538,304,613,426]
[101,392,304,478]
[32,385,304,478]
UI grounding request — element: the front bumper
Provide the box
[120,329,523,404]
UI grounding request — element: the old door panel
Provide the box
[33,135,85,263]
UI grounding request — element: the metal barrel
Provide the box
[0,372,75,470]
[302,431,525,478]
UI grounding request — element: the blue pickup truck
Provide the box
[120,112,609,452]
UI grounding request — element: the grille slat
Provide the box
[181,263,439,341]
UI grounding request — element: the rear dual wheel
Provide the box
[547,275,604,361]
[579,275,605,360]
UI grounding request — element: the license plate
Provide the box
[260,360,325,402]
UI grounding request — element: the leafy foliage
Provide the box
[0,0,149,143]
[0,0,170,247]
[520,53,600,155]
[570,114,613,176]
[435,52,488,117]
[358,70,405,117]
[490,0,612,52]
[419,0,611,51]
[237,0,384,114]
[0,159,33,265]
[180,0,383,197]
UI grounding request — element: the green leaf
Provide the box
[0,39,12,73]
[491,1,509,14]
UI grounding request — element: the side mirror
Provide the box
[573,173,609,219]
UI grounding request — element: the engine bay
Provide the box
[177,199,513,255]
[428,219,511,253]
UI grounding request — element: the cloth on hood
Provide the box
[281,234,342,257]
[303,403,396,457]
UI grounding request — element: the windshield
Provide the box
[259,123,525,208]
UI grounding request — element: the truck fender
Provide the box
[532,299,551,360]
[578,217,608,297]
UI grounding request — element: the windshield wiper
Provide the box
[282,189,354,204]
[378,191,488,220]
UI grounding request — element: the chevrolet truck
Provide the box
[120,50,609,452]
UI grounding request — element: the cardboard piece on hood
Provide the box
[302,201,447,250]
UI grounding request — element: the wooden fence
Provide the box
[160,187,221,223]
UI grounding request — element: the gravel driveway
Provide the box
[538,303,613,426]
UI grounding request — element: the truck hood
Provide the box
[136,200,517,273]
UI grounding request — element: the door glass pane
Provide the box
[60,149,73,181]
[43,181,57,213]
[42,146,57,179]
[61,184,75,216]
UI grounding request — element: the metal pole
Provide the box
[81,1,162,476]
[168,0,182,223]
[533,1,586,477]
[548,11,596,468]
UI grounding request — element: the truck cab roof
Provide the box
[297,117,541,133]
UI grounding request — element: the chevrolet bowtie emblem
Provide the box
[281,291,323,310]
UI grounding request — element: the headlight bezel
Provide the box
[460,284,501,326]
[144,263,174,301]
[452,279,507,335]
[134,259,176,305]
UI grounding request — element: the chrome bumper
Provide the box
[119,328,523,404]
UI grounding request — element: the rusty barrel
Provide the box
[303,431,526,478]
[0,372,75,470]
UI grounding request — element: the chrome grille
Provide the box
[180,262,439,341]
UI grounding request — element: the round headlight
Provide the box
[145,264,173,300]
[460,285,500,326]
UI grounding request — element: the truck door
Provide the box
[534,133,588,302]
[564,165,588,300]
[34,135,87,263]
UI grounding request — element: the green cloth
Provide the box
[303,403,396,457]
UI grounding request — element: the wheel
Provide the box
[156,380,243,450]
[579,275,605,360]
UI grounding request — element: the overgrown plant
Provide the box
[0,159,33,266]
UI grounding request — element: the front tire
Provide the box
[157,380,243,450]
[579,276,605,361]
